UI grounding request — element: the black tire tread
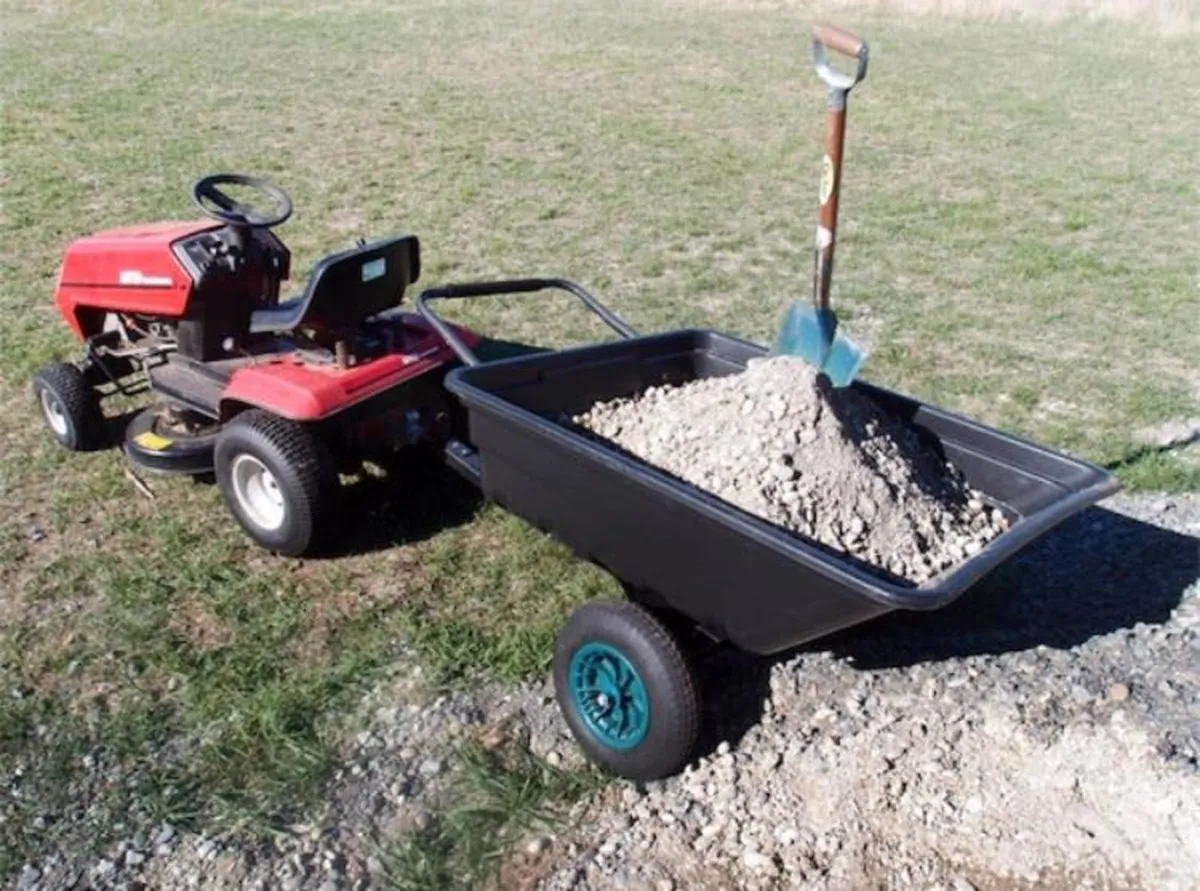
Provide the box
[582,600,701,749]
[215,410,339,555]
[555,598,701,781]
[32,362,105,451]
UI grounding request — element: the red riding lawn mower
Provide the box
[32,173,481,556]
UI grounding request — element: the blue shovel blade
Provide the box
[771,301,865,388]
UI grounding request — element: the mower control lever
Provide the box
[192,173,294,230]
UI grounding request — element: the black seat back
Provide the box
[250,235,420,336]
[302,235,421,329]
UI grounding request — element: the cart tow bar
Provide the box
[418,277,638,485]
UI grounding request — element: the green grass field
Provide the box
[2,0,1197,882]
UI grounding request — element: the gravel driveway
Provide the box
[534,492,1200,891]
[17,493,1199,891]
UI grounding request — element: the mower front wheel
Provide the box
[214,411,340,556]
[32,362,106,451]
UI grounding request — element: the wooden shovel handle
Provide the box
[810,25,868,314]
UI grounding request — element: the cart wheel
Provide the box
[32,362,106,451]
[553,599,700,781]
[214,410,340,556]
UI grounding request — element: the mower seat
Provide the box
[249,235,420,334]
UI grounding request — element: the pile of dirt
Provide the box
[572,355,1009,584]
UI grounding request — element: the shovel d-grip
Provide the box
[811,24,868,318]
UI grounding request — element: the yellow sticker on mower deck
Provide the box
[133,431,173,452]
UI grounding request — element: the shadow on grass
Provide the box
[1104,433,1199,473]
[89,406,144,452]
[690,504,1198,758]
[329,338,554,556]
[331,452,485,557]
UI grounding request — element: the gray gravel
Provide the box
[19,493,1199,890]
[573,356,1008,584]
[19,653,581,891]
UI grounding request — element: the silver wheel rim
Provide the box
[230,454,286,532]
[40,389,69,437]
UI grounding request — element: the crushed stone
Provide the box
[27,495,1198,891]
[572,355,1009,584]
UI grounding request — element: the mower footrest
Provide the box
[148,359,227,418]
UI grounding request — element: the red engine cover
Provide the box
[220,315,482,421]
[54,220,218,339]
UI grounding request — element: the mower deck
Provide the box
[124,404,221,475]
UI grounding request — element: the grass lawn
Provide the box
[1,0,1197,882]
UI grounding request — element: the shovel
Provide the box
[772,24,869,387]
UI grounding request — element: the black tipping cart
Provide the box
[418,279,1119,780]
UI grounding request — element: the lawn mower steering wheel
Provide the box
[192,173,293,229]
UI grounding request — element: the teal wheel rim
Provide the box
[568,642,650,750]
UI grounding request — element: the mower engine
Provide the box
[56,214,290,369]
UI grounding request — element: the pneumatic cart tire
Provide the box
[32,362,106,451]
[553,599,700,781]
[214,410,340,556]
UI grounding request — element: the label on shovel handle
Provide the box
[819,154,835,205]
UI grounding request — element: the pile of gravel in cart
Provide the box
[572,355,1008,584]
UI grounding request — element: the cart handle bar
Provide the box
[416,277,638,367]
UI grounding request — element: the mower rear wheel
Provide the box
[32,362,106,451]
[214,410,339,556]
